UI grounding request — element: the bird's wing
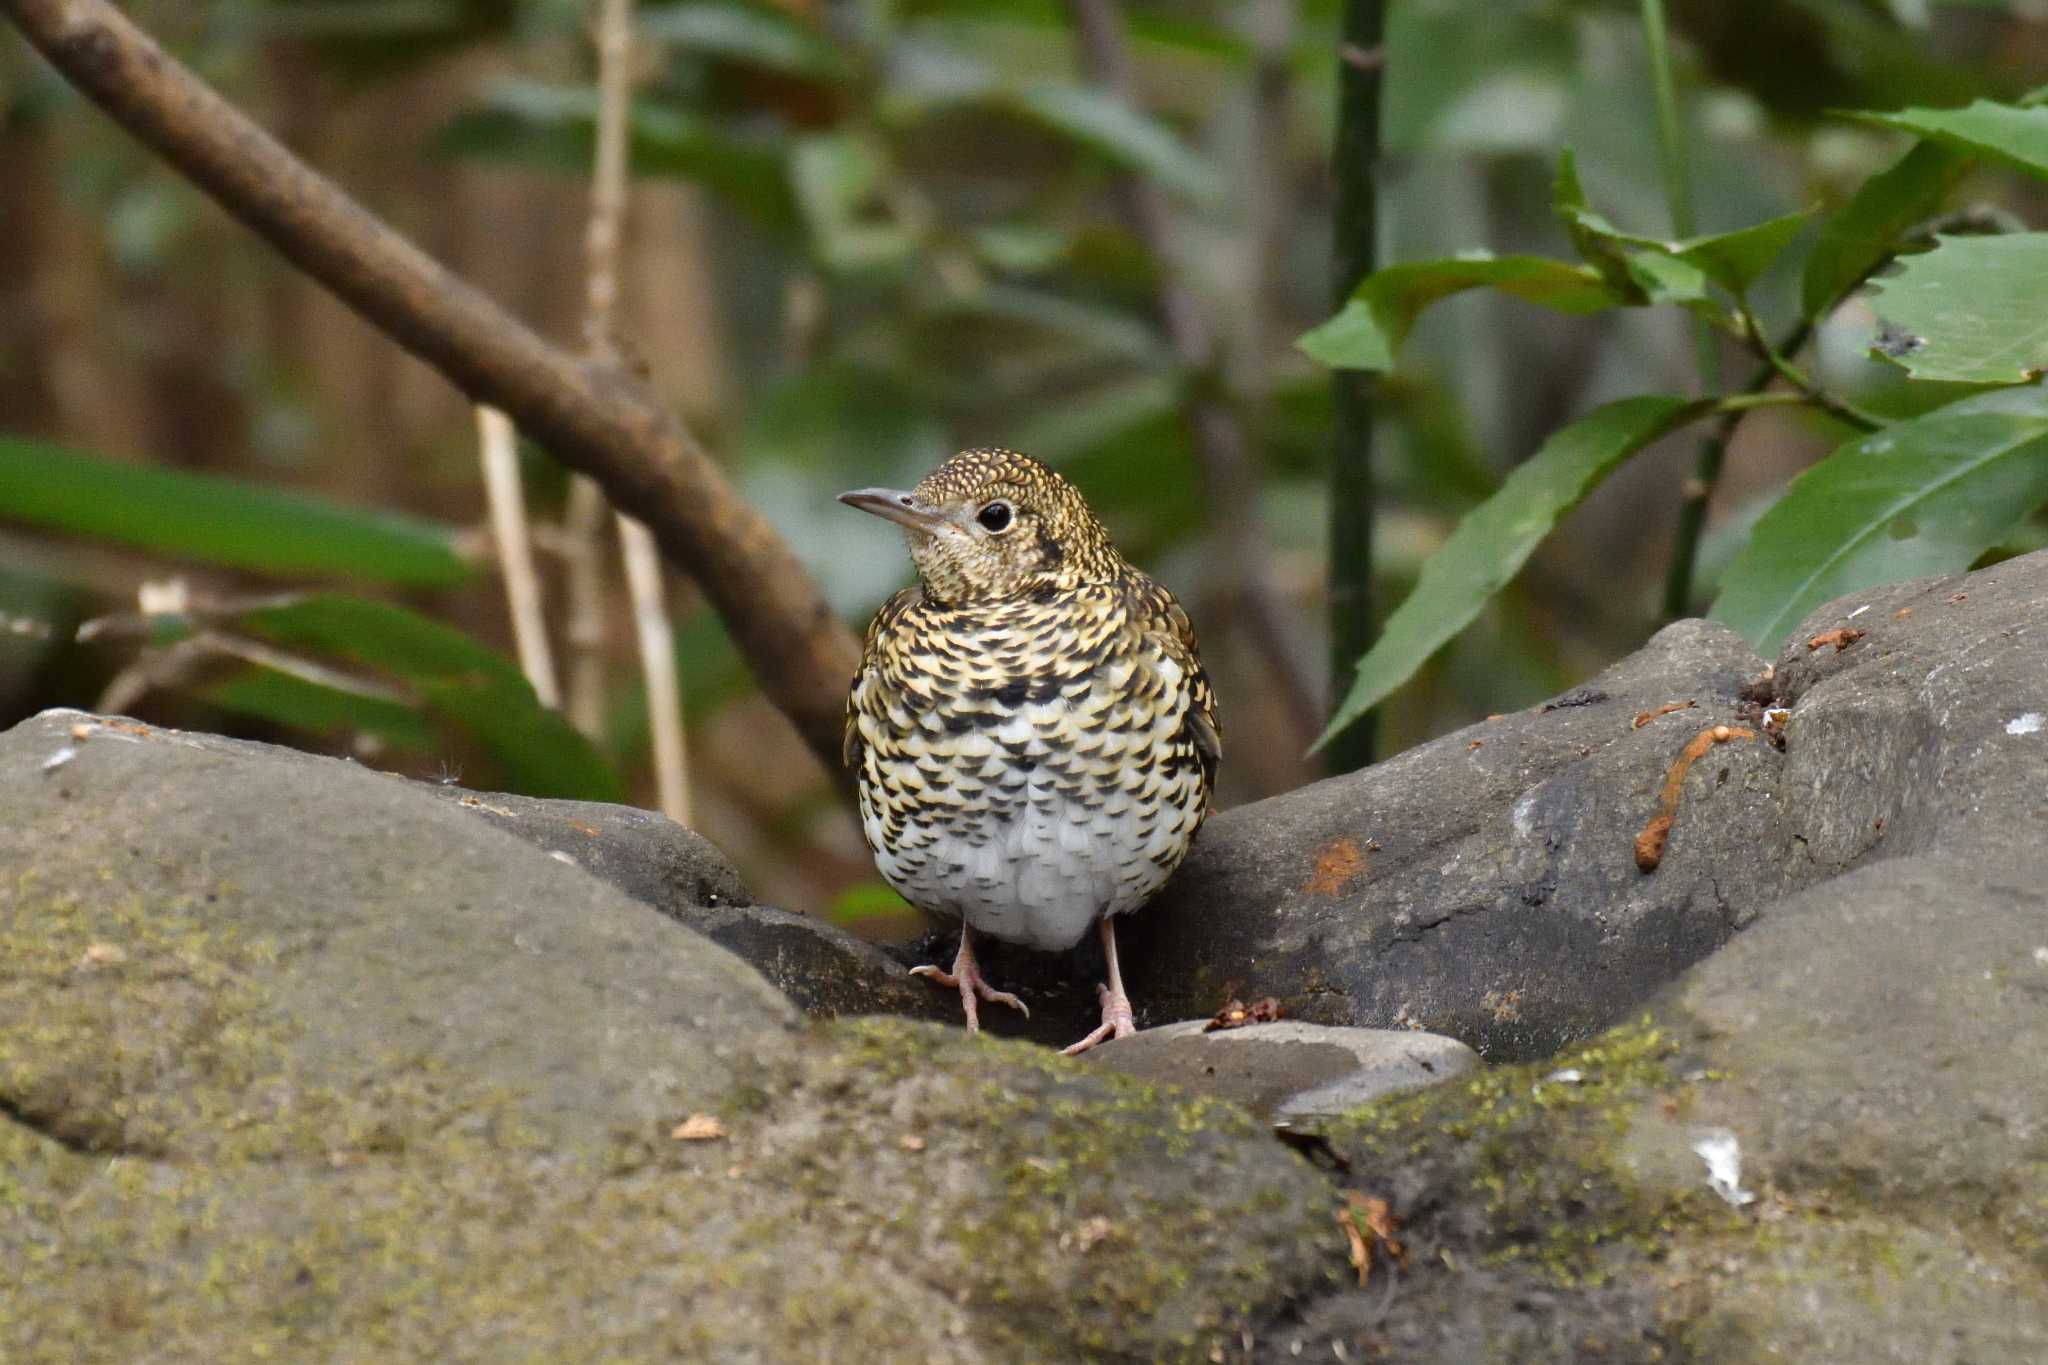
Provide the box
[1132,576,1220,808]
[844,586,921,773]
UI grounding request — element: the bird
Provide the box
[839,448,1219,1055]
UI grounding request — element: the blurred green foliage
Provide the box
[3,0,2047,813]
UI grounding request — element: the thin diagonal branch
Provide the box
[1064,0,1323,749]
[4,0,859,774]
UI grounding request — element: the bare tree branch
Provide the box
[1065,0,1323,748]
[4,0,859,773]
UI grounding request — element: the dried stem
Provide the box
[618,514,689,820]
[476,404,561,708]
[559,477,612,735]
[4,0,860,774]
[577,0,693,822]
[1064,0,1323,748]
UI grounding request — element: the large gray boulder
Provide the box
[340,550,2047,1072]
[1127,547,2048,1060]
[1261,550,2048,1360]
[0,711,1337,1362]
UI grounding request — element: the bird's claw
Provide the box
[1061,981,1137,1056]
[911,952,1029,1032]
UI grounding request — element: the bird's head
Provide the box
[838,448,1124,604]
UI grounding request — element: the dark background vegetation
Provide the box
[3,0,2044,927]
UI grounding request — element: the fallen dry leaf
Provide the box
[1337,1191,1405,1287]
[671,1114,727,1142]
[1205,997,1285,1032]
[1806,627,1865,653]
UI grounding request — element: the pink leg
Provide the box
[910,924,1028,1032]
[1062,918,1138,1055]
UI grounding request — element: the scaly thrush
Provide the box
[840,449,1219,1054]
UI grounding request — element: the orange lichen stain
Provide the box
[1635,725,1757,872]
[1306,836,1369,896]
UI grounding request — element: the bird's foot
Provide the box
[1061,981,1137,1056]
[910,933,1028,1033]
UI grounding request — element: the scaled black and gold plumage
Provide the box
[840,449,1218,1053]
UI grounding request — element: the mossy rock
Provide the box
[1273,854,2048,1361]
[0,712,1340,1362]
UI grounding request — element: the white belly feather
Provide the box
[859,658,1204,952]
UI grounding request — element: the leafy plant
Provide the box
[0,437,626,799]
[1301,81,2048,751]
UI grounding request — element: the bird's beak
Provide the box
[837,487,950,534]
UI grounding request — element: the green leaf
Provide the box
[827,881,916,927]
[638,0,848,81]
[1866,233,2048,384]
[1800,140,1971,320]
[1005,83,1223,206]
[924,284,1166,364]
[1854,99,2048,180]
[0,435,471,587]
[1317,396,1712,749]
[202,667,439,752]
[227,595,623,801]
[1622,250,1711,310]
[1669,212,1815,297]
[1553,148,1641,298]
[1548,155,1810,304]
[438,82,795,230]
[1297,255,1622,372]
[906,0,1251,66]
[1711,387,2048,649]
[788,132,916,273]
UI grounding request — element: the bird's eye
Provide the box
[975,500,1014,533]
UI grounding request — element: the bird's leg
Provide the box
[1062,918,1138,1056]
[910,924,1029,1033]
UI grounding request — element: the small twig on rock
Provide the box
[1635,724,1756,872]
[1631,699,1696,729]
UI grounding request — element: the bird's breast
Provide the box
[851,609,1205,951]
